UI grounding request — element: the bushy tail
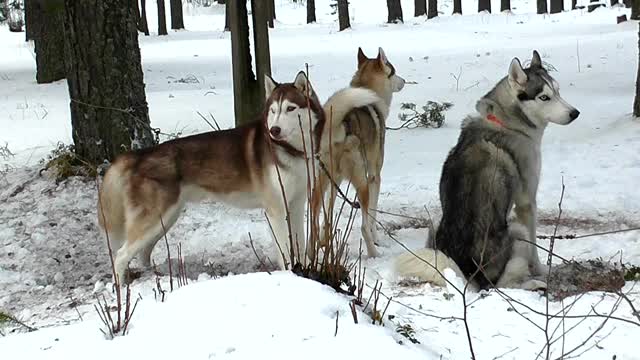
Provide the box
[97,162,127,245]
[394,248,467,287]
[322,87,381,141]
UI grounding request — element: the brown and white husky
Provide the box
[309,47,405,259]
[98,71,325,283]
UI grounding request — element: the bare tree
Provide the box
[635,22,640,117]
[478,0,491,13]
[140,0,150,35]
[229,0,272,125]
[414,0,426,16]
[537,0,548,14]
[33,0,65,84]
[453,0,462,14]
[63,0,156,165]
[501,0,511,12]
[550,0,563,13]
[157,0,168,35]
[572,0,578,9]
[24,0,39,41]
[386,0,403,23]
[307,0,316,23]
[632,0,640,20]
[224,0,230,31]
[337,0,350,31]
[427,0,437,18]
[170,0,184,30]
[267,0,275,28]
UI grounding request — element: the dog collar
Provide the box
[486,114,504,127]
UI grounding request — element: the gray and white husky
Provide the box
[395,50,580,290]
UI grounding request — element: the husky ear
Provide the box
[357,47,367,67]
[377,47,388,64]
[508,58,527,88]
[530,50,542,69]
[293,71,314,96]
[264,74,278,99]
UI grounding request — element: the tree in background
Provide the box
[453,0,462,14]
[63,0,156,165]
[337,0,350,31]
[635,23,640,117]
[386,0,403,23]
[24,0,38,40]
[550,0,563,13]
[632,0,640,20]
[158,0,168,35]
[267,0,275,28]
[427,0,437,18]
[478,0,491,13]
[229,0,271,126]
[133,0,150,35]
[537,0,548,14]
[170,0,184,30]
[224,0,230,31]
[414,0,426,16]
[307,0,316,23]
[501,0,511,12]
[33,0,65,84]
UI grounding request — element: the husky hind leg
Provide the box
[496,223,547,290]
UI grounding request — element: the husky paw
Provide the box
[367,247,381,258]
[521,279,547,291]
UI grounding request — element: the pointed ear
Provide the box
[377,47,388,64]
[357,47,367,67]
[264,74,277,99]
[530,50,542,69]
[293,71,314,96]
[508,58,527,88]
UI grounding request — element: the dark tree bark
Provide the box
[588,0,604,12]
[427,0,437,18]
[140,0,150,35]
[157,0,168,35]
[307,0,316,23]
[635,22,640,117]
[632,0,640,20]
[611,0,619,6]
[337,0,350,31]
[63,0,156,165]
[386,0,403,23]
[624,0,632,8]
[34,0,65,84]
[267,0,275,28]
[537,0,547,14]
[25,0,39,41]
[550,0,563,13]
[224,0,230,31]
[572,0,577,9]
[414,0,426,16]
[501,0,510,12]
[453,0,462,14]
[229,0,272,126]
[170,0,184,30]
[478,0,491,13]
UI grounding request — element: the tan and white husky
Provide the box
[309,47,405,259]
[98,71,325,283]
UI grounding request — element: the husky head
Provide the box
[351,47,405,105]
[264,71,324,156]
[507,50,580,126]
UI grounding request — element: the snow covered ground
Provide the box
[1,0,640,359]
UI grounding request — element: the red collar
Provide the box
[486,113,504,127]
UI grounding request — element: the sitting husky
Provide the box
[396,50,580,290]
[98,71,324,283]
[309,47,405,259]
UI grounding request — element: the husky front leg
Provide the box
[288,197,306,265]
[515,201,547,275]
[266,204,304,270]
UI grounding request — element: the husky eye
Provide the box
[270,108,276,114]
[286,106,296,112]
[539,95,551,101]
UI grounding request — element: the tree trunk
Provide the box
[337,0,350,31]
[550,0,563,13]
[427,0,437,18]
[34,0,65,84]
[307,0,316,23]
[63,0,156,165]
[588,0,603,12]
[140,0,150,35]
[157,0,168,35]
[224,0,230,31]
[25,0,39,41]
[572,0,577,9]
[635,23,640,117]
[267,0,275,28]
[386,0,403,23]
[453,0,462,14]
[251,0,271,104]
[625,0,632,8]
[501,0,511,12]
[537,0,547,14]
[230,0,259,126]
[611,0,619,6]
[632,0,640,20]
[170,0,184,30]
[478,0,491,13]
[414,0,426,16]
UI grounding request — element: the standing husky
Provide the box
[98,71,324,283]
[309,47,405,259]
[396,51,579,290]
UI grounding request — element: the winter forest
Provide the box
[1,0,640,359]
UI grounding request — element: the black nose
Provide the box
[569,109,580,121]
[269,126,281,137]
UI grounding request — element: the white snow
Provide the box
[1,0,640,359]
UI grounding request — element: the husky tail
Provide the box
[394,248,467,287]
[322,87,381,143]
[97,160,128,252]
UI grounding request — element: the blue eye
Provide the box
[286,106,296,112]
[539,95,550,101]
